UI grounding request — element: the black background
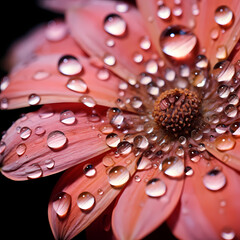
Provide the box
[0,1,176,239]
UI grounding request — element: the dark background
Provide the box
[0,1,177,239]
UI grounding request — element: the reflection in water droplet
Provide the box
[0,141,6,154]
[160,25,197,59]
[117,141,132,155]
[203,169,226,191]
[230,122,240,136]
[214,6,233,27]
[157,5,171,20]
[26,164,43,179]
[106,133,120,147]
[53,192,71,218]
[16,143,27,156]
[83,164,97,177]
[0,76,9,91]
[145,178,167,197]
[97,68,110,81]
[60,110,76,125]
[20,127,32,140]
[103,54,116,66]
[221,228,236,240]
[108,165,130,187]
[45,159,55,169]
[47,130,67,149]
[79,95,96,108]
[28,94,41,105]
[77,192,95,210]
[212,61,235,82]
[160,156,184,177]
[140,36,151,50]
[104,14,127,37]
[66,78,88,93]
[35,126,46,136]
[215,135,236,151]
[45,21,68,41]
[133,135,149,149]
[58,55,82,76]
[184,166,194,176]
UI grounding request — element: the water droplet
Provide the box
[102,155,115,167]
[160,25,197,59]
[216,45,227,60]
[157,5,171,20]
[184,166,194,176]
[0,76,9,91]
[77,192,95,210]
[53,192,71,218]
[104,14,127,37]
[203,169,226,191]
[83,164,97,177]
[140,36,151,50]
[45,21,68,41]
[58,55,82,76]
[165,68,176,81]
[225,104,237,118]
[20,127,32,140]
[0,141,6,154]
[106,133,120,147]
[195,55,208,68]
[221,228,235,240]
[0,98,8,109]
[117,141,132,155]
[145,59,158,74]
[39,106,54,119]
[189,150,201,162]
[108,165,130,187]
[160,156,184,177]
[215,124,227,134]
[214,6,233,27]
[79,95,96,108]
[35,126,46,136]
[66,77,88,93]
[145,178,167,197]
[228,94,239,105]
[180,64,190,77]
[45,159,55,169]
[26,164,43,179]
[147,82,159,96]
[99,124,113,134]
[213,60,235,82]
[97,68,110,81]
[215,135,236,151]
[210,27,220,40]
[230,122,240,136]
[139,73,152,85]
[130,96,143,109]
[134,175,141,182]
[133,52,143,63]
[33,70,50,80]
[172,6,183,17]
[133,135,149,149]
[28,94,41,105]
[47,130,67,149]
[218,85,230,98]
[115,2,129,13]
[103,54,116,66]
[60,110,76,125]
[16,143,27,156]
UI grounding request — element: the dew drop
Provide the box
[0,98,8,109]
[45,21,68,41]
[203,169,226,191]
[60,110,76,125]
[16,143,27,156]
[104,13,127,37]
[160,156,184,177]
[157,5,171,20]
[230,122,240,136]
[97,68,110,81]
[140,36,151,50]
[160,25,197,59]
[102,155,115,167]
[145,178,167,197]
[195,55,208,68]
[115,2,129,13]
[77,192,95,210]
[218,85,230,98]
[106,133,120,147]
[20,127,32,140]
[0,141,6,154]
[39,106,54,119]
[172,6,183,17]
[213,60,235,82]
[214,6,234,27]
[35,126,46,136]
[216,45,227,60]
[79,95,96,108]
[221,228,235,240]
[99,124,113,134]
[45,159,55,169]
[133,135,149,149]
[28,94,41,105]
[215,135,236,151]
[137,155,152,170]
[210,27,220,40]
[215,124,227,134]
[224,104,237,118]
[103,54,116,66]
[139,73,152,85]
[189,150,200,162]
[83,164,97,177]
[133,52,143,63]
[47,130,67,149]
[66,77,88,93]
[58,55,82,76]
[0,76,9,91]
[145,59,158,74]
[53,192,71,218]
[130,97,143,109]
[108,165,130,187]
[117,141,132,155]
[26,164,43,179]
[33,70,50,80]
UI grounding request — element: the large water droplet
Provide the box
[117,141,132,155]
[83,164,97,177]
[53,192,71,218]
[215,135,236,151]
[60,110,76,125]
[66,77,88,93]
[140,36,151,50]
[108,165,130,187]
[47,130,67,149]
[45,21,68,42]
[212,60,235,82]
[77,192,95,210]
[145,178,167,197]
[103,54,116,66]
[26,164,43,179]
[106,133,120,147]
[58,55,82,76]
[214,6,234,27]
[157,4,171,20]
[104,13,127,37]
[203,169,226,191]
[159,156,184,177]
[28,94,41,105]
[20,127,32,140]
[160,25,197,59]
[0,141,6,154]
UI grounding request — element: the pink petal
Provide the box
[0,54,121,109]
[1,103,124,180]
[67,1,159,81]
[48,152,137,239]
[168,156,240,239]
[111,167,184,240]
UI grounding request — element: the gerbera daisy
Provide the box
[1,0,240,239]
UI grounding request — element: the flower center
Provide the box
[153,88,201,137]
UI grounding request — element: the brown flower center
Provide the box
[153,88,201,137]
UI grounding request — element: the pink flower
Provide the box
[1,0,240,239]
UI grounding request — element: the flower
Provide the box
[1,0,240,239]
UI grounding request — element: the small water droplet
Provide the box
[60,110,76,125]
[115,2,129,13]
[184,166,194,176]
[215,135,236,151]
[77,192,95,210]
[221,228,235,240]
[157,4,171,20]
[45,20,68,41]
[47,130,67,149]
[0,76,9,91]
[139,73,152,85]
[53,192,71,218]
[130,96,143,109]
[103,54,116,66]
[0,98,8,109]
[145,59,158,74]
[102,155,115,167]
[214,6,234,27]
[45,159,55,169]
[189,150,201,162]
[39,106,54,119]
[172,6,182,17]
[216,45,227,60]
[33,70,50,80]
[83,164,97,177]
[159,156,184,177]
[218,85,230,98]
[99,124,113,134]
[224,104,237,118]
[230,122,240,136]
[165,68,176,81]
[195,55,208,68]
[35,126,46,136]
[26,164,43,179]
[97,68,110,81]
[213,61,235,82]
[140,36,151,50]
[134,175,141,182]
[133,135,149,149]
[28,94,41,105]
[106,133,120,148]
[16,143,27,156]
[210,27,220,40]
[58,55,82,76]
[203,169,226,191]
[145,178,167,197]
[66,77,88,93]
[20,127,32,140]
[215,124,227,134]
[104,14,127,37]
[160,25,197,59]
[133,52,143,63]
[79,95,96,108]
[108,165,130,187]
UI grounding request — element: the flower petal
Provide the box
[111,167,184,240]
[1,103,122,180]
[168,156,240,239]
[0,54,121,109]
[67,1,159,81]
[48,152,137,240]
